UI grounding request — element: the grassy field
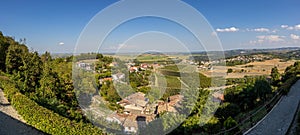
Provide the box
[136,54,168,61]
[165,75,181,89]
[201,59,297,78]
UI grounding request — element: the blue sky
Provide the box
[0,0,300,53]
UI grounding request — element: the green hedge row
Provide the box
[279,76,300,95]
[0,78,104,135]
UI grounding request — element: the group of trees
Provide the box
[0,32,17,71]
[224,78,272,112]
[279,61,300,94]
[0,32,82,121]
[170,76,273,134]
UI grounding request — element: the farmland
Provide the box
[200,59,296,78]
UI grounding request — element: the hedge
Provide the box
[0,78,105,135]
[279,75,300,95]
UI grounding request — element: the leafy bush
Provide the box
[227,68,233,73]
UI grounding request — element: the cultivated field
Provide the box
[200,59,298,78]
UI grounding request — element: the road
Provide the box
[245,80,300,135]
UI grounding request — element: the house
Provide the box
[212,92,224,102]
[124,104,144,114]
[99,77,112,85]
[125,92,148,107]
[109,62,118,67]
[77,62,86,68]
[129,66,139,73]
[122,114,156,134]
[156,95,183,114]
[140,63,149,70]
[77,62,93,71]
[119,92,149,114]
[168,95,183,106]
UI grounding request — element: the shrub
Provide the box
[279,76,299,95]
[227,69,233,73]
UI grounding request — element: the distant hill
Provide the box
[224,47,300,57]
[50,53,74,58]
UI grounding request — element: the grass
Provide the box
[166,76,181,89]
[161,65,179,72]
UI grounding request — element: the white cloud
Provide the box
[295,24,300,30]
[271,30,278,33]
[290,34,300,40]
[216,27,239,32]
[249,35,286,45]
[59,42,64,45]
[281,25,289,28]
[253,28,270,32]
[281,24,300,30]
[256,35,285,43]
[287,27,294,30]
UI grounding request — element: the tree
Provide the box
[21,52,43,94]
[227,68,233,73]
[215,102,241,121]
[223,117,239,133]
[271,66,280,84]
[41,51,52,63]
[0,32,12,71]
[5,44,28,74]
[38,61,61,100]
[253,78,272,102]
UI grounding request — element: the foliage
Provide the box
[5,44,28,74]
[129,71,149,88]
[99,81,122,110]
[271,66,280,85]
[223,117,239,133]
[215,102,241,121]
[279,62,300,95]
[227,68,233,73]
[225,77,273,112]
[0,79,104,135]
[0,32,15,71]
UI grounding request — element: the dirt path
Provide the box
[0,89,25,122]
[245,80,300,135]
[0,89,44,135]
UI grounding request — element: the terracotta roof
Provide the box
[212,92,224,101]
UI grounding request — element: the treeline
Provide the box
[279,61,300,94]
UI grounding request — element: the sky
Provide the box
[0,0,300,53]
